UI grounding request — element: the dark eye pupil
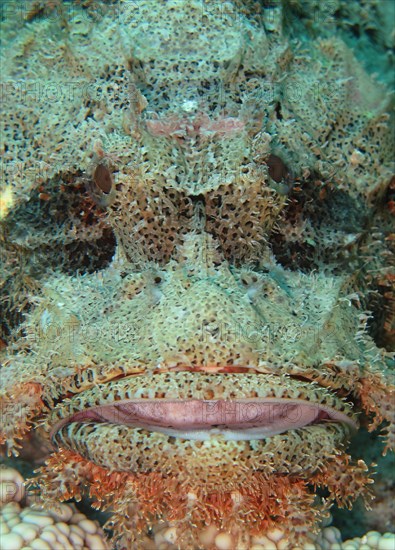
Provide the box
[94,164,113,194]
[267,154,288,183]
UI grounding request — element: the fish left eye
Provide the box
[93,164,113,194]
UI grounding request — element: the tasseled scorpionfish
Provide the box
[1,1,394,548]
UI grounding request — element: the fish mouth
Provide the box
[49,372,358,443]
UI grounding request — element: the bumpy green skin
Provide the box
[1,1,394,547]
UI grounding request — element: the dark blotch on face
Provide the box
[94,164,113,194]
[267,154,289,183]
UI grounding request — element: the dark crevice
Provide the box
[274,101,283,120]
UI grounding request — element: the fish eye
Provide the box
[93,164,113,194]
[267,154,289,183]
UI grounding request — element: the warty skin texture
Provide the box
[0,1,394,547]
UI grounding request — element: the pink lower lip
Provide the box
[51,398,357,442]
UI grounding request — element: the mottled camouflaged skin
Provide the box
[1,1,394,547]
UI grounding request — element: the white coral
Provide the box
[0,467,109,550]
[136,522,395,550]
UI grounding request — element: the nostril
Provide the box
[240,272,261,289]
